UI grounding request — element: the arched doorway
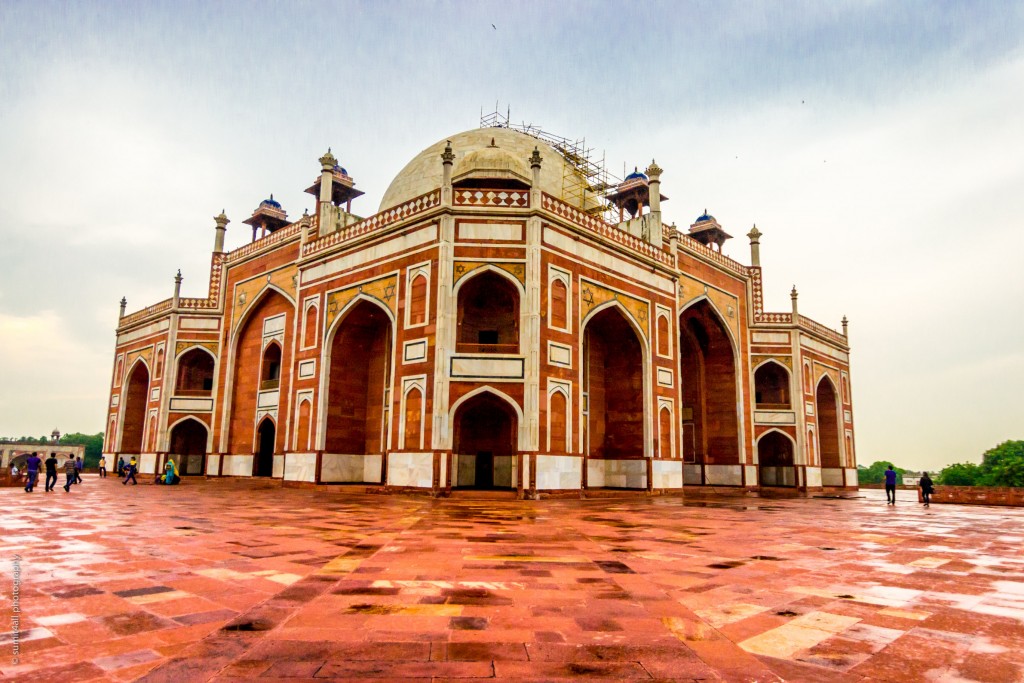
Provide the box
[227,289,293,456]
[168,418,208,475]
[754,361,791,409]
[255,418,275,477]
[456,270,520,354]
[583,306,644,460]
[816,377,842,473]
[324,300,393,464]
[453,392,517,489]
[679,301,739,482]
[757,431,795,487]
[121,361,150,454]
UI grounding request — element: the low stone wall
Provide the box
[921,486,1024,507]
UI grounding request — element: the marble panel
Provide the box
[745,465,757,485]
[805,466,822,488]
[403,339,428,363]
[298,359,316,378]
[179,316,219,330]
[222,454,254,477]
[304,224,437,284]
[543,227,674,293]
[206,454,220,475]
[272,454,285,478]
[705,464,742,486]
[456,454,476,487]
[683,463,703,485]
[656,367,673,387]
[753,410,795,424]
[522,454,530,489]
[535,454,582,490]
[821,467,844,486]
[388,452,433,488]
[494,456,514,488]
[284,452,316,482]
[258,390,280,409]
[458,222,522,241]
[438,453,447,488]
[844,468,859,486]
[651,459,683,489]
[116,319,170,345]
[321,453,370,483]
[139,453,157,475]
[800,333,850,363]
[588,459,647,489]
[263,314,286,335]
[450,355,524,379]
[752,331,791,344]
[547,342,571,367]
[364,453,383,483]
[169,397,214,412]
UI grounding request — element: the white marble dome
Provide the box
[379,127,601,212]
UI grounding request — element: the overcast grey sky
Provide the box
[1,1,1021,471]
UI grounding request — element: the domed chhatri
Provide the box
[107,121,857,499]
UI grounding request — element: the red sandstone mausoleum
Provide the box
[104,121,857,496]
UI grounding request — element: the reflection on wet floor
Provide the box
[1,480,1022,682]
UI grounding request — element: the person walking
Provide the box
[74,456,84,484]
[884,465,898,505]
[117,457,125,477]
[122,456,138,485]
[23,452,42,493]
[44,452,58,492]
[98,455,107,478]
[62,454,77,492]
[920,472,934,508]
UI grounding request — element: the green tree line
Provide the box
[2,432,104,467]
[860,440,1024,488]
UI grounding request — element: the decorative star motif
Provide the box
[455,264,465,275]
[637,307,648,324]
[582,287,594,308]
[383,283,395,302]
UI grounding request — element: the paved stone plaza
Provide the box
[2,479,1023,682]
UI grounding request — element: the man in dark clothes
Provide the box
[23,452,42,492]
[74,456,84,484]
[122,457,138,485]
[884,465,898,505]
[44,453,58,492]
[62,454,77,492]
[920,472,934,507]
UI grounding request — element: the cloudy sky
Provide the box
[0,1,1021,470]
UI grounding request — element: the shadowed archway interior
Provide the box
[584,307,644,459]
[757,431,795,487]
[453,393,517,489]
[169,418,208,475]
[120,362,150,454]
[817,378,842,469]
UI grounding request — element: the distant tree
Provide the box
[979,441,1024,488]
[937,462,983,486]
[859,461,905,485]
[59,432,104,467]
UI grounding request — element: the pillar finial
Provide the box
[119,296,127,318]
[441,140,455,165]
[529,146,542,169]
[790,285,799,317]
[841,315,849,337]
[747,224,762,266]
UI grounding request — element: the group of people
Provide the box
[884,465,934,507]
[17,453,180,489]
[20,452,83,493]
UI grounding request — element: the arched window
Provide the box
[175,348,215,395]
[404,387,423,450]
[550,279,567,330]
[303,304,318,348]
[154,348,164,378]
[803,363,812,394]
[659,407,672,458]
[457,271,519,354]
[754,362,791,409]
[296,400,312,451]
[261,343,282,390]
[549,390,567,452]
[409,274,427,326]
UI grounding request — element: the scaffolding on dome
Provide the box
[480,110,620,221]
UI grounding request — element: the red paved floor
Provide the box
[2,478,1023,682]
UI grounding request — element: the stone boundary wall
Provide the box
[920,486,1024,507]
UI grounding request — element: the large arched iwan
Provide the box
[120,361,150,454]
[456,270,519,354]
[584,306,644,459]
[227,290,293,455]
[758,430,795,487]
[816,377,842,469]
[678,301,739,466]
[324,300,393,455]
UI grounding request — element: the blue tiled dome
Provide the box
[624,170,648,182]
[334,164,349,175]
[261,195,282,209]
[695,210,714,223]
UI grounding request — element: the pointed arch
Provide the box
[174,345,216,395]
[119,358,151,454]
[816,375,842,470]
[581,301,650,459]
[757,428,796,487]
[451,388,520,489]
[320,296,395,456]
[254,415,276,477]
[547,386,569,453]
[678,298,741,469]
[447,385,527,451]
[167,416,209,475]
[753,359,792,409]
[455,267,522,354]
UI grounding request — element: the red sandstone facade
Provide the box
[104,126,857,495]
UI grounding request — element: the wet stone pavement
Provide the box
[2,479,1023,682]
